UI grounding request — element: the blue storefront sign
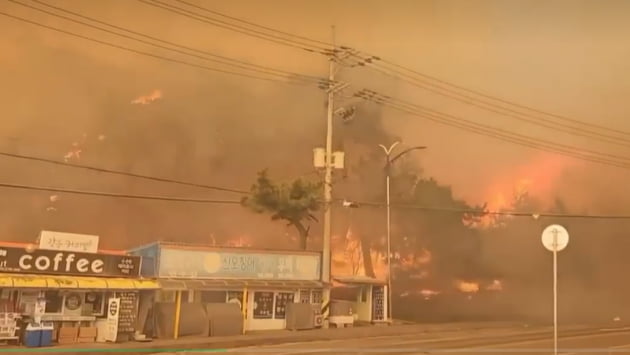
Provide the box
[158,247,321,281]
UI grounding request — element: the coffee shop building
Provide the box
[0,238,158,344]
[130,242,325,337]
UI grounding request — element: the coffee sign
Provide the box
[0,247,140,277]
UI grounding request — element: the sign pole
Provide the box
[553,237,558,355]
[541,224,569,355]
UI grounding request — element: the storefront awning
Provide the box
[0,274,159,290]
[158,278,323,290]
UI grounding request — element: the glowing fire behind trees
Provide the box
[327,154,573,300]
[231,150,574,303]
[473,154,576,227]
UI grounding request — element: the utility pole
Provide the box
[321,25,335,327]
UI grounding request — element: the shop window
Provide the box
[180,291,189,303]
[85,292,105,316]
[44,291,63,314]
[226,291,243,310]
[311,290,323,304]
[155,291,175,303]
[299,290,310,304]
[252,292,273,319]
[200,291,226,303]
[274,292,294,319]
[18,291,39,314]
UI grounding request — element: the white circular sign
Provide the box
[541,224,569,252]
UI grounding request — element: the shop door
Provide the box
[371,286,385,321]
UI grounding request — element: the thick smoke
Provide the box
[4,0,630,324]
[0,3,326,249]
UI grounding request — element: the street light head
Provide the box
[342,200,359,208]
[379,141,401,155]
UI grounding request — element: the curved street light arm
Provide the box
[390,146,427,164]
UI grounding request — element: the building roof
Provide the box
[129,241,321,256]
[0,241,127,255]
[158,278,324,290]
[333,275,387,285]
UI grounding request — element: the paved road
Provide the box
[223,326,630,354]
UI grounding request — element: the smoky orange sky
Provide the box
[1,0,630,248]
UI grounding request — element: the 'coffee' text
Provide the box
[19,253,104,274]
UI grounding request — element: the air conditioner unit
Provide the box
[312,304,323,328]
[313,314,323,328]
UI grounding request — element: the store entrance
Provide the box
[371,286,385,322]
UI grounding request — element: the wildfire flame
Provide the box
[456,280,480,293]
[64,144,82,162]
[331,227,388,280]
[63,135,88,162]
[486,279,503,291]
[224,236,253,248]
[131,89,163,105]
[472,154,575,228]
[419,289,440,300]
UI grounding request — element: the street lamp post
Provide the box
[378,142,427,323]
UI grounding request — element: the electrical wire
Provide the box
[0,11,311,86]
[6,3,630,220]
[146,1,630,140]
[339,199,630,220]
[0,151,249,194]
[172,0,333,48]
[138,0,333,55]
[376,56,630,137]
[0,182,243,204]
[371,91,630,163]
[355,89,630,170]
[347,53,630,147]
[1,147,627,220]
[23,0,328,85]
[2,179,628,220]
[377,99,630,169]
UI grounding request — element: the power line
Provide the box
[0,182,243,204]
[375,98,630,169]
[147,1,630,140]
[22,0,328,85]
[375,56,630,137]
[172,0,333,48]
[0,151,249,194]
[3,179,628,220]
[341,199,630,220]
[345,52,630,147]
[355,89,630,170]
[0,10,310,86]
[137,0,333,55]
[369,90,630,163]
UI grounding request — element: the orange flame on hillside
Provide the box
[131,89,162,105]
[486,280,503,291]
[456,280,480,293]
